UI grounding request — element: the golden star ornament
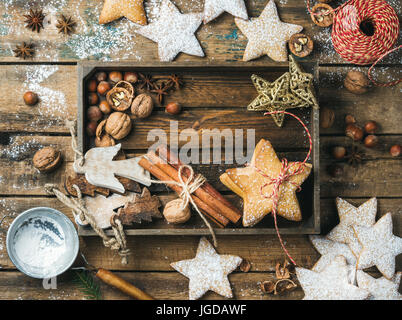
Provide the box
[220,139,312,227]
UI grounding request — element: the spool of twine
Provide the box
[308,0,401,86]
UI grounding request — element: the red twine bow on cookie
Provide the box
[250,111,312,266]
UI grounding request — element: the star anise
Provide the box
[166,74,184,90]
[151,81,170,104]
[345,145,364,167]
[23,9,45,33]
[13,42,34,59]
[138,73,155,91]
[56,15,76,35]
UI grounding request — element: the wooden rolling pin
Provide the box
[96,268,154,300]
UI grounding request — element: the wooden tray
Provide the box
[77,61,320,236]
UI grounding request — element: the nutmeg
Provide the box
[87,106,103,122]
[165,102,181,115]
[131,93,153,118]
[33,146,62,173]
[105,112,132,140]
[163,199,191,224]
[346,124,364,141]
[344,71,370,94]
[95,134,115,147]
[320,107,335,129]
[23,91,38,106]
[97,81,111,96]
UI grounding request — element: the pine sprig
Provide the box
[73,270,102,300]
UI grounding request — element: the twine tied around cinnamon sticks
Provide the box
[142,155,218,247]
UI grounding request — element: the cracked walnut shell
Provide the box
[105,112,132,140]
[33,146,62,172]
[106,81,134,111]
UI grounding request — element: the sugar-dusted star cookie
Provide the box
[99,0,147,25]
[135,0,204,61]
[220,139,312,227]
[171,237,242,300]
[235,0,302,62]
[203,0,248,24]
[353,213,402,279]
[310,235,357,273]
[296,255,370,300]
[356,271,402,300]
[327,197,377,256]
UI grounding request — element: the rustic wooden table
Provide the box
[0,0,400,300]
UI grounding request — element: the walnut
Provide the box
[163,199,191,224]
[131,93,153,119]
[106,81,134,111]
[105,112,132,140]
[95,119,116,147]
[344,70,370,94]
[33,146,62,172]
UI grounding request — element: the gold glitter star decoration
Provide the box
[247,55,318,127]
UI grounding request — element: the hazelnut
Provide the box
[23,91,38,106]
[87,106,103,122]
[344,71,370,94]
[33,147,62,173]
[320,107,335,129]
[109,71,123,83]
[163,199,191,224]
[95,134,115,147]
[346,124,364,141]
[105,112,132,140]
[390,145,401,157]
[327,164,344,178]
[99,100,112,114]
[131,93,153,119]
[364,121,378,134]
[124,72,138,83]
[86,121,98,136]
[345,114,356,125]
[97,81,111,96]
[165,102,181,115]
[364,135,378,148]
[88,92,99,105]
[289,33,313,58]
[87,79,97,92]
[311,3,334,27]
[95,71,107,82]
[332,146,346,160]
[239,259,251,273]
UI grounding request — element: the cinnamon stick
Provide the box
[138,157,228,228]
[148,151,241,225]
[157,145,242,223]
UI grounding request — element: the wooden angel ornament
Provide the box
[73,143,151,193]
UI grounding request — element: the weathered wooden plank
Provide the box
[0,196,400,271]
[0,0,347,64]
[0,270,304,300]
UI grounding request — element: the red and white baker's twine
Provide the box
[250,111,312,266]
[307,0,401,87]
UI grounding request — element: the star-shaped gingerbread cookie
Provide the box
[310,235,357,273]
[296,255,370,300]
[203,0,248,24]
[235,0,302,62]
[171,237,242,300]
[353,213,402,279]
[135,0,204,61]
[99,0,147,25]
[327,197,377,256]
[220,139,312,227]
[356,271,402,300]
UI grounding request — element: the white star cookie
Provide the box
[353,213,402,279]
[327,197,377,256]
[235,0,302,62]
[356,271,402,300]
[171,237,242,300]
[203,0,248,24]
[310,235,357,273]
[135,0,204,61]
[296,255,370,300]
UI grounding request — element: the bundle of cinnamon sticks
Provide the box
[138,145,242,228]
